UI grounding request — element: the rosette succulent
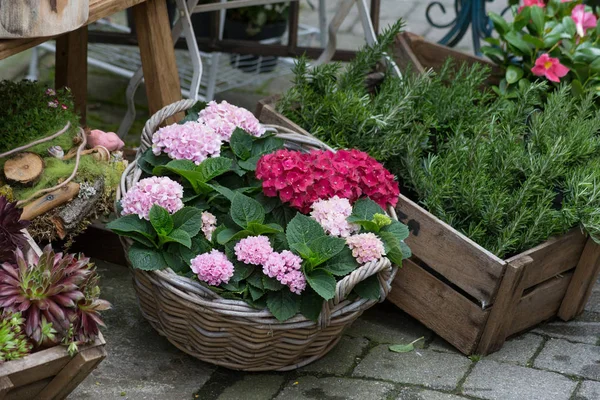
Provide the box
[0,196,30,263]
[0,245,109,347]
[0,311,32,362]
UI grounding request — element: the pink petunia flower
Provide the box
[346,233,386,264]
[121,176,184,219]
[531,53,570,82]
[191,250,234,286]
[572,4,597,38]
[234,236,273,265]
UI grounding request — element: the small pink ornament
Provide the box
[86,129,125,151]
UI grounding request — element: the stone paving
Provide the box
[69,260,600,400]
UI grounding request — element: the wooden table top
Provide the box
[0,0,146,60]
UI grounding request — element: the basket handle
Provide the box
[319,257,394,329]
[139,99,199,154]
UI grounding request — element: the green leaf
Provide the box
[138,149,171,175]
[248,285,264,301]
[230,128,254,160]
[272,232,289,252]
[591,57,600,73]
[230,193,265,228]
[270,205,297,228]
[379,231,405,265]
[353,275,380,300]
[163,228,191,248]
[513,6,530,31]
[178,236,213,265]
[128,245,167,271]
[488,12,509,35]
[154,160,211,194]
[237,155,262,171]
[149,205,173,235]
[529,5,545,34]
[481,46,505,64]
[307,236,346,267]
[107,215,156,246]
[263,275,285,291]
[266,290,301,322]
[562,16,576,37]
[163,248,188,273]
[571,79,584,98]
[522,34,545,48]
[286,214,326,248]
[251,136,285,158]
[381,220,410,241]
[247,271,264,289]
[349,198,385,222]
[322,247,359,276]
[306,269,336,300]
[216,228,239,245]
[399,241,412,260]
[231,263,254,283]
[388,337,425,353]
[300,288,323,322]
[178,101,207,123]
[172,207,203,237]
[197,157,233,182]
[247,222,284,235]
[504,31,531,55]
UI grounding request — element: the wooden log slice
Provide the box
[4,152,44,186]
[0,0,89,39]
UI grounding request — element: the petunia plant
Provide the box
[108,101,410,322]
[483,0,600,97]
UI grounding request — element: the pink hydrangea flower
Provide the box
[234,236,273,265]
[121,176,184,219]
[191,250,234,286]
[572,4,597,38]
[310,196,360,238]
[201,211,217,241]
[152,121,222,165]
[346,233,386,264]
[198,100,265,141]
[531,53,570,83]
[262,251,305,294]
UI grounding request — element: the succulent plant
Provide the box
[0,196,30,263]
[0,245,109,347]
[0,311,32,362]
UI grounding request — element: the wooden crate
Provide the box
[256,88,600,355]
[0,334,106,400]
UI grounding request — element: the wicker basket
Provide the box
[118,99,399,371]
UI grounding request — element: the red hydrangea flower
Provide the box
[256,149,399,213]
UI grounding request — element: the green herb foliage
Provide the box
[278,23,600,258]
[0,80,79,155]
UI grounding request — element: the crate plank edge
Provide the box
[0,333,106,400]
[256,90,600,356]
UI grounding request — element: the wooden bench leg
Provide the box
[558,238,600,321]
[55,25,88,125]
[133,0,183,124]
[476,256,532,355]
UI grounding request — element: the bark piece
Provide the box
[52,178,104,239]
[20,182,80,221]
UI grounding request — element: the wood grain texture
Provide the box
[132,0,182,122]
[0,377,13,400]
[507,228,586,289]
[0,0,145,60]
[0,0,88,39]
[558,238,600,320]
[388,259,488,355]
[20,182,80,221]
[476,256,532,354]
[55,25,88,124]
[396,194,505,305]
[257,103,310,135]
[509,272,573,336]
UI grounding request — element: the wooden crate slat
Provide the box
[388,259,488,355]
[509,272,573,336]
[507,228,586,289]
[396,195,505,305]
[0,376,13,400]
[6,378,52,400]
[476,256,532,354]
[558,238,600,320]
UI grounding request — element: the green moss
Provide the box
[0,80,79,155]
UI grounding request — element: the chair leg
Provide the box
[175,0,203,100]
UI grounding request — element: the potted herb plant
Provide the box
[0,196,109,399]
[108,99,409,371]
[258,18,600,356]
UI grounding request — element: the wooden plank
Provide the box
[509,271,573,336]
[5,377,52,400]
[391,32,426,74]
[0,376,13,400]
[0,0,146,60]
[476,256,532,355]
[396,195,505,305]
[507,229,586,289]
[370,0,381,35]
[55,25,88,124]
[388,259,488,355]
[257,103,310,135]
[558,238,600,320]
[39,346,106,400]
[132,0,183,122]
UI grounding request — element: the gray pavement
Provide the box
[69,260,600,400]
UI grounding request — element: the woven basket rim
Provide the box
[119,99,399,328]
